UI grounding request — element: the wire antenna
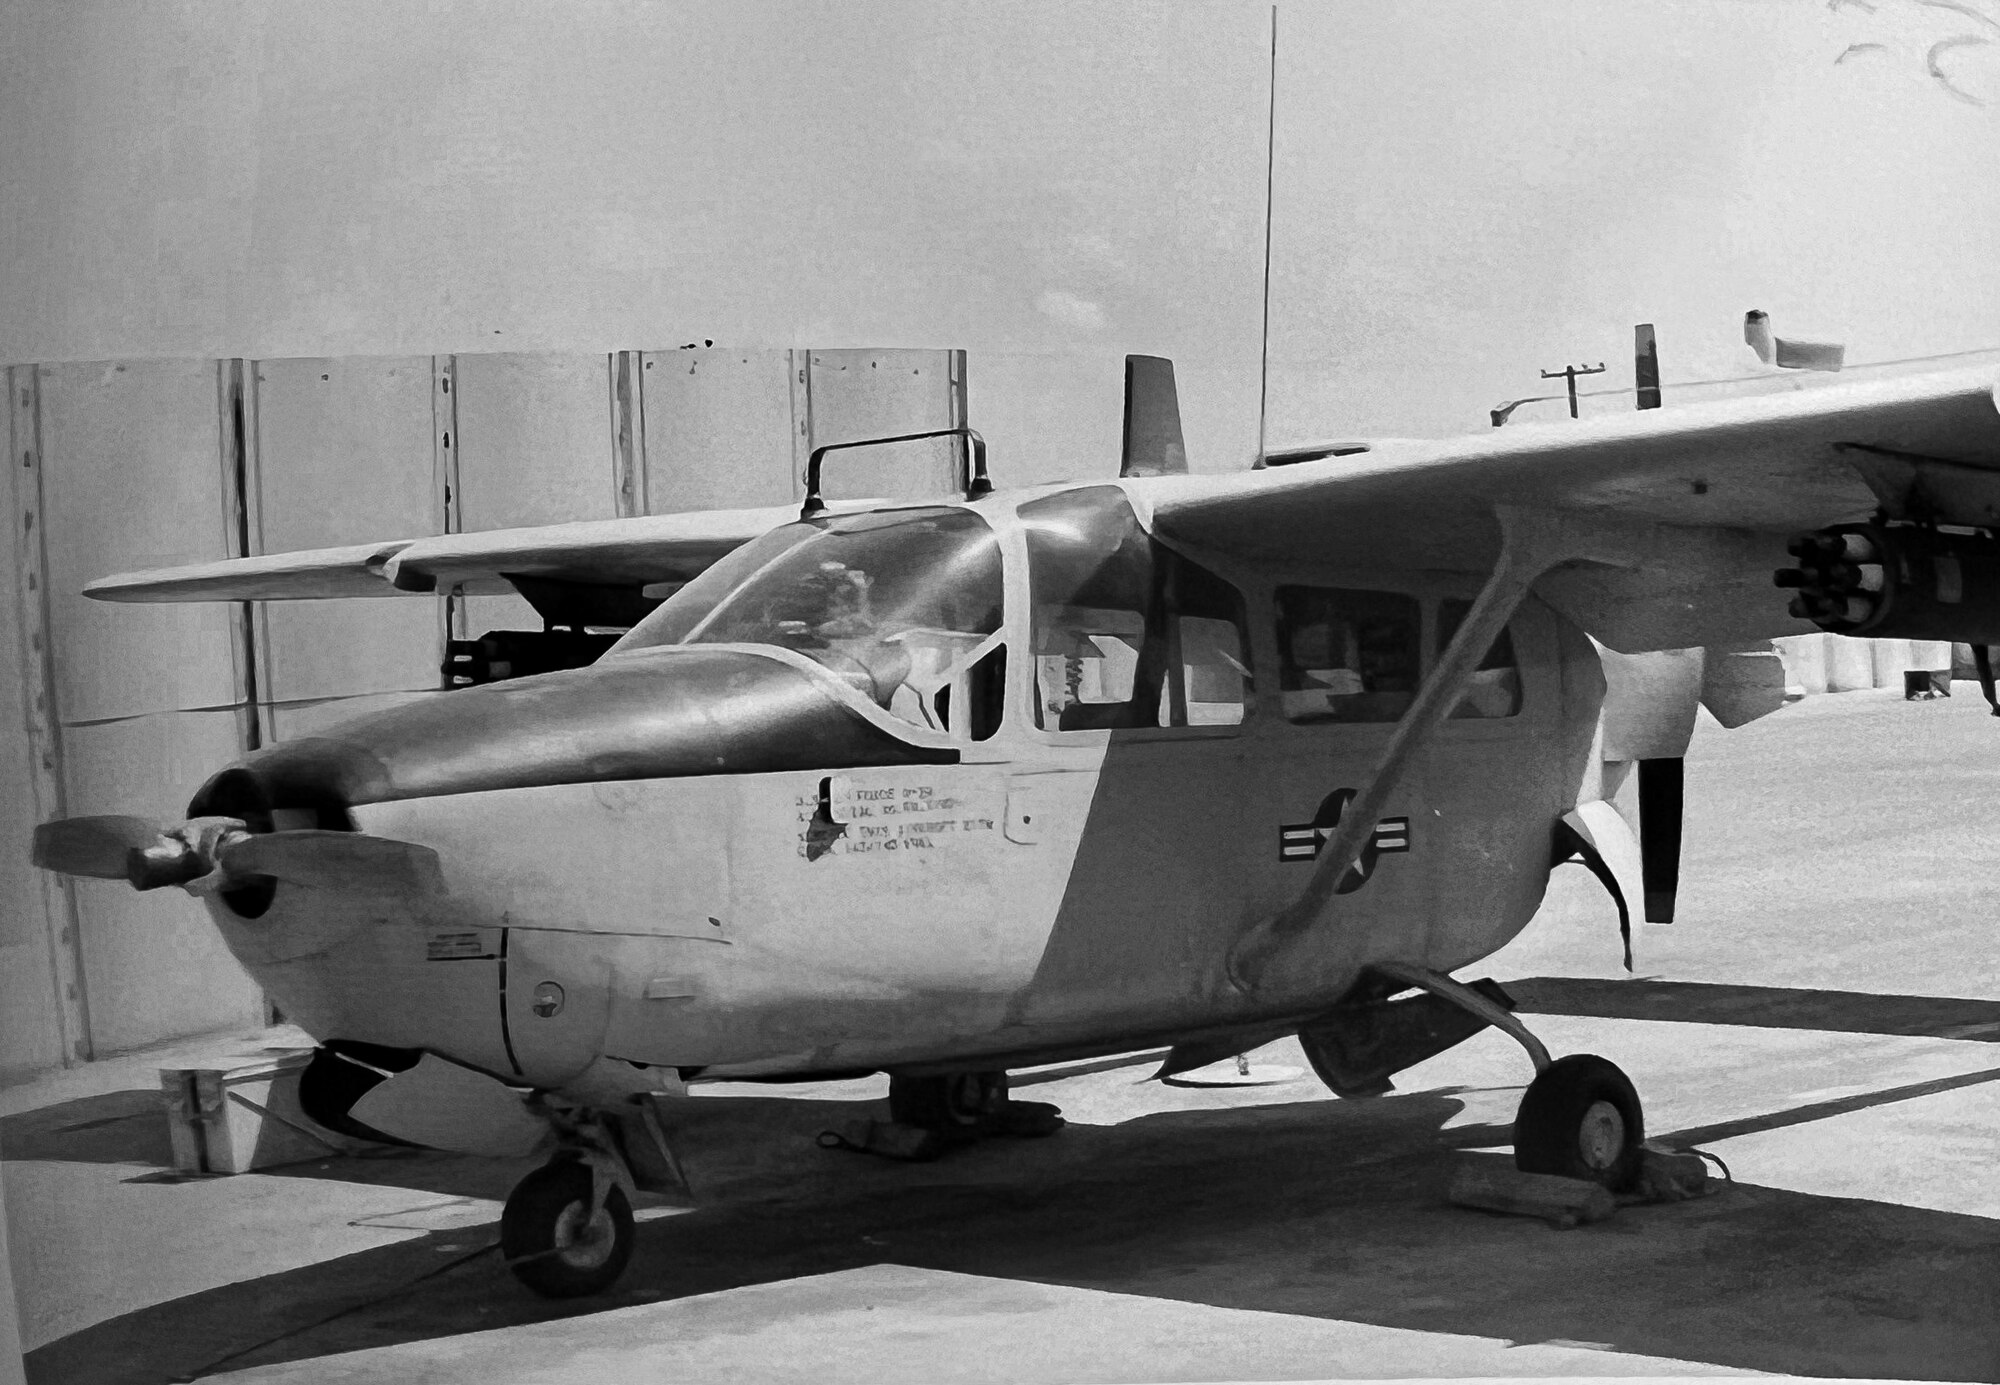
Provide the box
[1255,5,1277,466]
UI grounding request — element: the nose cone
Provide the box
[203,645,956,812]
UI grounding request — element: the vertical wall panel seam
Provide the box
[245,360,275,746]
[432,355,462,654]
[630,352,647,517]
[949,348,969,493]
[789,348,813,499]
[217,359,264,753]
[607,352,623,517]
[633,352,648,517]
[610,350,646,519]
[11,364,92,1063]
[217,358,272,1025]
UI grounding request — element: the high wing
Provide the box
[85,502,822,606]
[1145,366,2000,652]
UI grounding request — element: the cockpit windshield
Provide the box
[612,507,1005,734]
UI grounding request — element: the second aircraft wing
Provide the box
[1144,366,2000,652]
[84,501,832,605]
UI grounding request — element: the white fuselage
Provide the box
[199,494,1605,1102]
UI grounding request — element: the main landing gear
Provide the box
[1365,963,1645,1192]
[887,1070,1065,1142]
[1514,1053,1645,1189]
[817,1071,1065,1162]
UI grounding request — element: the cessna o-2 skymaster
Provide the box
[31,353,2000,1297]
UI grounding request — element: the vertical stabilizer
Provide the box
[1120,355,1188,477]
[1634,324,1661,410]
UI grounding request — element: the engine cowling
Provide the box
[1776,523,2000,644]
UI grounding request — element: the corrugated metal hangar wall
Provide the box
[2,347,966,1077]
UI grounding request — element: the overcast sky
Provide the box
[3,0,1997,481]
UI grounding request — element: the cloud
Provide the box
[1036,288,1108,332]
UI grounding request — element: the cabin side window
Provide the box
[1021,487,1250,731]
[1435,598,1523,719]
[1275,586,1420,723]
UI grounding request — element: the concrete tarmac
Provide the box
[6,686,2000,1383]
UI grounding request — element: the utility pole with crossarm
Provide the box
[1540,361,1607,419]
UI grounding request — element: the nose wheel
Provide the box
[1512,1052,1644,1191]
[501,1156,635,1298]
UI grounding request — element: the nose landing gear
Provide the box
[500,1155,635,1299]
[502,1100,688,1298]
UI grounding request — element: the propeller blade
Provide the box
[1637,756,1684,924]
[218,831,445,897]
[31,815,162,879]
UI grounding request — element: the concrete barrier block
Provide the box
[1775,632,1830,695]
[1827,636,1877,692]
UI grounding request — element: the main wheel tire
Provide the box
[1513,1053,1644,1192]
[500,1158,634,1299]
[888,1071,1003,1132]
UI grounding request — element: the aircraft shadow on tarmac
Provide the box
[23,1070,2000,1385]
[0,1091,177,1168]
[0,1089,544,1207]
[1510,976,2000,1043]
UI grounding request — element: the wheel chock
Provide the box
[1447,1152,1617,1228]
[1628,1141,1716,1203]
[1450,1144,1722,1227]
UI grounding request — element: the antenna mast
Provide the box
[1255,5,1277,465]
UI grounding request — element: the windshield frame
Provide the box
[607,522,821,656]
[611,504,1010,744]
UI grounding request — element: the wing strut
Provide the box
[1227,505,1682,994]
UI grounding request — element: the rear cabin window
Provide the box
[1436,598,1523,719]
[1022,488,1251,731]
[1276,586,1420,723]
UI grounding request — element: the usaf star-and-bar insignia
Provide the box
[1278,787,1411,892]
[1278,816,1411,862]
